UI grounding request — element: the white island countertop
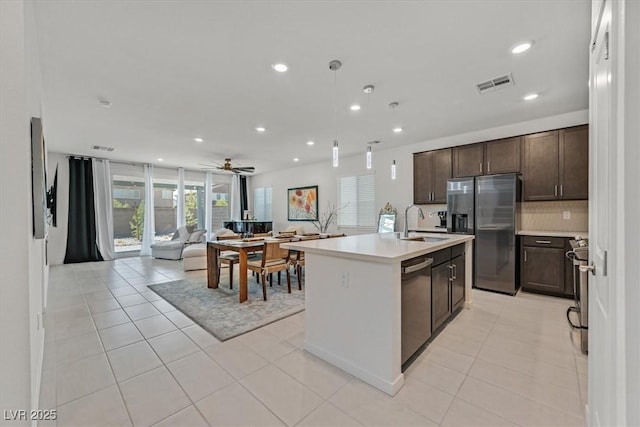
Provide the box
[281,232,474,263]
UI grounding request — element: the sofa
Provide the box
[182,228,238,271]
[151,226,207,260]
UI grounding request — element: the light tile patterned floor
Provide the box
[41,257,588,426]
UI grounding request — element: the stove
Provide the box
[566,238,589,354]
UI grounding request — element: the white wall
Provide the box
[0,0,46,420]
[251,109,589,234]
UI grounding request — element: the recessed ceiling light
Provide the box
[350,104,361,111]
[512,41,534,54]
[194,137,203,143]
[272,63,288,72]
[393,127,403,133]
[157,158,164,162]
[523,93,539,101]
[293,158,299,162]
[255,127,266,132]
[306,141,315,146]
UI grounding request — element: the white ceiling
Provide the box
[33,0,590,176]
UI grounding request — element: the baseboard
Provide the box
[303,341,404,396]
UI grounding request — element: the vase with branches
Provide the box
[309,202,348,233]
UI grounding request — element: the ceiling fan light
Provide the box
[255,126,266,132]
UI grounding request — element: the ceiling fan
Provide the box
[199,158,255,174]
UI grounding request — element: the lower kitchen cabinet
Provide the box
[520,236,574,298]
[432,244,466,332]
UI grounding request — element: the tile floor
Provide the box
[40,257,588,426]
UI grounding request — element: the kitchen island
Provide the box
[281,232,474,396]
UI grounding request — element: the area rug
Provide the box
[147,273,304,341]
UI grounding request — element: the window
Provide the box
[184,171,206,230]
[253,187,272,221]
[211,182,230,231]
[338,174,376,227]
[111,162,145,253]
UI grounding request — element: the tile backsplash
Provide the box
[416,204,447,228]
[414,201,588,232]
[519,200,588,232]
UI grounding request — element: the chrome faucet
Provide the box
[404,204,425,238]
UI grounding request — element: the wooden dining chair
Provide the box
[216,235,242,288]
[246,241,291,300]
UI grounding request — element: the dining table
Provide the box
[206,239,267,303]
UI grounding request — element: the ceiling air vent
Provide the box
[91,145,115,152]
[476,73,515,94]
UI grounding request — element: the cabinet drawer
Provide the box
[431,248,451,266]
[451,243,465,258]
[521,236,565,248]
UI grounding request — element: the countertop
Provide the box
[517,230,589,238]
[281,232,474,263]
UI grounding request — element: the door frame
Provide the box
[588,0,640,426]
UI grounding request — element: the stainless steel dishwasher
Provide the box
[401,255,433,367]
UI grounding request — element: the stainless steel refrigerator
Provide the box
[475,174,520,295]
[447,174,520,295]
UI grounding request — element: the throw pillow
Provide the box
[188,229,207,243]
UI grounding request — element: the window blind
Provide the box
[253,187,272,221]
[338,174,376,227]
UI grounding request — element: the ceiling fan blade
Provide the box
[234,166,255,172]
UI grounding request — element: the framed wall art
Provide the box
[287,186,318,221]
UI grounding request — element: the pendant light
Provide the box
[329,60,342,167]
[389,102,399,180]
[363,85,376,170]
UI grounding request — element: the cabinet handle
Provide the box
[431,192,434,201]
[535,240,552,244]
[560,185,563,196]
[452,264,457,280]
[449,264,454,282]
[554,185,558,197]
[480,162,483,174]
[487,161,490,173]
[524,250,527,262]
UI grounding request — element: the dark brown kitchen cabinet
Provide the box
[559,126,589,199]
[452,136,521,178]
[452,144,484,177]
[485,136,522,174]
[451,252,465,311]
[431,244,466,333]
[431,261,451,332]
[413,149,451,204]
[523,125,588,201]
[520,236,574,298]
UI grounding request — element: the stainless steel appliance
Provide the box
[401,255,433,367]
[475,174,520,294]
[566,239,589,354]
[437,210,447,228]
[446,174,520,295]
[447,178,475,234]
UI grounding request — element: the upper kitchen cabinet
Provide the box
[485,136,522,174]
[559,126,589,199]
[523,125,588,201]
[452,136,521,178]
[413,148,451,204]
[452,143,484,177]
